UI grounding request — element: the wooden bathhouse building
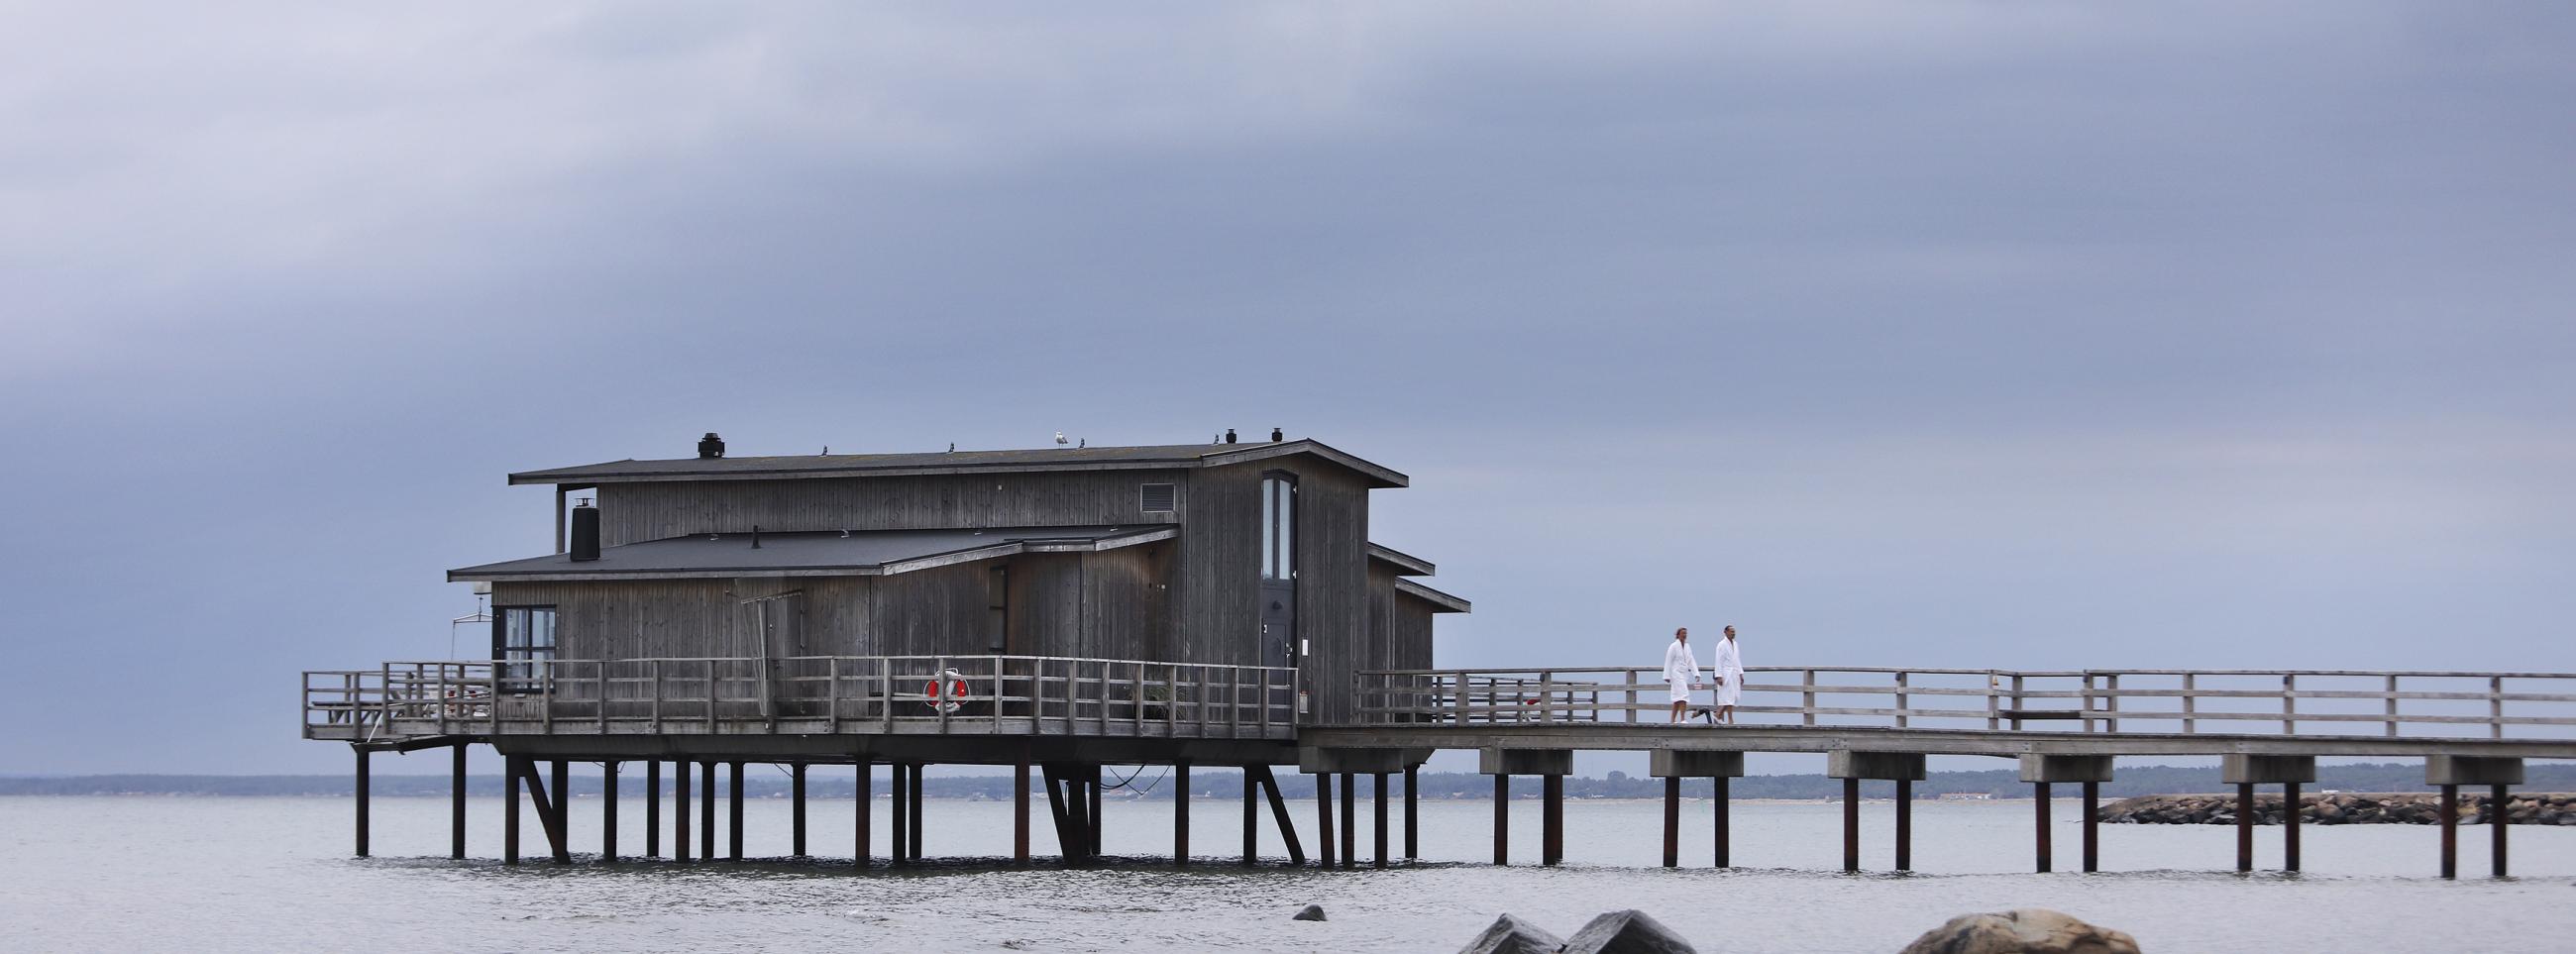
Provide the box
[306,429,1468,865]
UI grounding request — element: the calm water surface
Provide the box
[3,795,2570,952]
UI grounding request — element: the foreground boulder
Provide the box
[1559,909,1696,954]
[1898,908,2139,954]
[1293,904,1327,922]
[1456,914,1564,954]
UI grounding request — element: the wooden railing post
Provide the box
[2492,676,2506,740]
[1802,670,1817,727]
[1986,672,2000,730]
[2104,673,2120,734]
[1894,672,1909,729]
[2283,674,2297,736]
[2385,674,2400,738]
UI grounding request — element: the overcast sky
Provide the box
[3,3,2569,775]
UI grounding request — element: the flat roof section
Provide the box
[508,438,1408,488]
[449,525,1178,583]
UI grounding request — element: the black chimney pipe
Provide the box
[570,501,600,562]
[1270,427,1283,442]
[698,432,726,459]
[1225,428,1237,444]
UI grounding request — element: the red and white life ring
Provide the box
[923,678,970,712]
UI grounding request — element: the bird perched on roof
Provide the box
[1055,431,1068,445]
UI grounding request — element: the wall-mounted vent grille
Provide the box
[1140,482,1176,513]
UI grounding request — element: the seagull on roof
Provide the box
[1055,431,1068,445]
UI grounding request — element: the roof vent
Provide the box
[1225,428,1237,444]
[698,432,725,460]
[1140,483,1176,513]
[1270,427,1283,442]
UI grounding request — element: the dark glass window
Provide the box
[1261,474,1296,581]
[492,606,557,691]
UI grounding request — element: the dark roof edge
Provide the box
[449,526,1177,583]
[1199,439,1408,488]
[506,458,1195,485]
[1366,542,1436,576]
[1394,578,1471,613]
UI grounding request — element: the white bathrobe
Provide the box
[1711,637,1745,706]
[1662,639,1703,705]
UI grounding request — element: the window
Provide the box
[1140,482,1176,513]
[1261,473,1296,581]
[492,606,557,692]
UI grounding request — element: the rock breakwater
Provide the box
[2099,792,2575,825]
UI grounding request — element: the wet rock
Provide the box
[1292,904,1327,922]
[1457,914,1564,954]
[1897,908,2140,954]
[1559,909,1695,954]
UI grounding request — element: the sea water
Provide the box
[2,795,2570,952]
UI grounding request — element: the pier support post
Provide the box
[504,754,522,865]
[1372,772,1388,870]
[2222,755,2314,874]
[1343,771,1367,869]
[549,760,572,864]
[1480,749,1571,868]
[728,762,744,862]
[674,756,691,862]
[1080,764,1096,859]
[791,763,807,858]
[890,764,908,865]
[1315,771,1337,868]
[1173,763,1190,866]
[354,748,370,858]
[1241,767,1257,866]
[1715,776,1731,868]
[1894,779,1912,873]
[645,760,661,859]
[602,761,619,863]
[1405,765,1419,862]
[2020,755,2113,875]
[1252,765,1304,865]
[451,743,467,861]
[1015,758,1032,865]
[1662,777,1679,869]
[1652,751,1745,870]
[855,761,873,867]
[699,762,715,860]
[2082,781,2099,874]
[1828,751,1924,875]
[2034,783,2052,873]
[2427,756,2522,879]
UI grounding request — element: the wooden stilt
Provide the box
[1174,763,1191,867]
[1541,774,1563,867]
[2492,784,2510,879]
[2235,782,2254,874]
[1081,765,1098,859]
[1014,759,1032,864]
[1255,765,1304,865]
[1316,772,1337,868]
[354,748,371,858]
[1340,771,1357,869]
[602,761,619,863]
[1241,767,1258,866]
[1040,765,1073,861]
[673,757,691,862]
[1492,774,1509,866]
[1661,777,1679,868]
[1372,772,1388,870]
[1894,779,1912,873]
[451,743,467,861]
[2036,782,2053,873]
[1714,776,1730,868]
[1842,777,1860,874]
[890,764,909,865]
[2283,781,2301,873]
[1404,765,1419,862]
[645,760,661,859]
[2439,784,2458,879]
[791,763,807,858]
[699,762,715,860]
[728,762,744,861]
[2082,780,2099,873]
[504,755,523,866]
[912,763,927,861]
[855,761,872,867]
[548,760,571,864]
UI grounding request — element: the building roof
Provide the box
[508,439,1407,488]
[1395,579,1472,613]
[449,525,1177,583]
[1366,543,1436,577]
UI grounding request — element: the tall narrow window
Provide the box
[1262,473,1296,581]
[492,606,557,692]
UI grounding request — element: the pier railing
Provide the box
[1352,667,2576,740]
[303,655,1298,742]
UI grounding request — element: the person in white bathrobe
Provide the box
[1663,627,1705,724]
[1711,625,1746,724]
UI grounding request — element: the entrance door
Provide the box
[1258,473,1298,674]
[750,592,804,716]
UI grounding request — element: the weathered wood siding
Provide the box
[1085,544,1171,661]
[490,578,873,661]
[592,470,1185,546]
[1173,464,1262,667]
[1392,594,1437,671]
[1293,465,1371,722]
[868,561,989,657]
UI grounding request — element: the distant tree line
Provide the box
[6,763,2570,799]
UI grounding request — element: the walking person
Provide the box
[1712,625,1745,724]
[1663,627,1705,724]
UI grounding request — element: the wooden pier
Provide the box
[312,657,2574,878]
